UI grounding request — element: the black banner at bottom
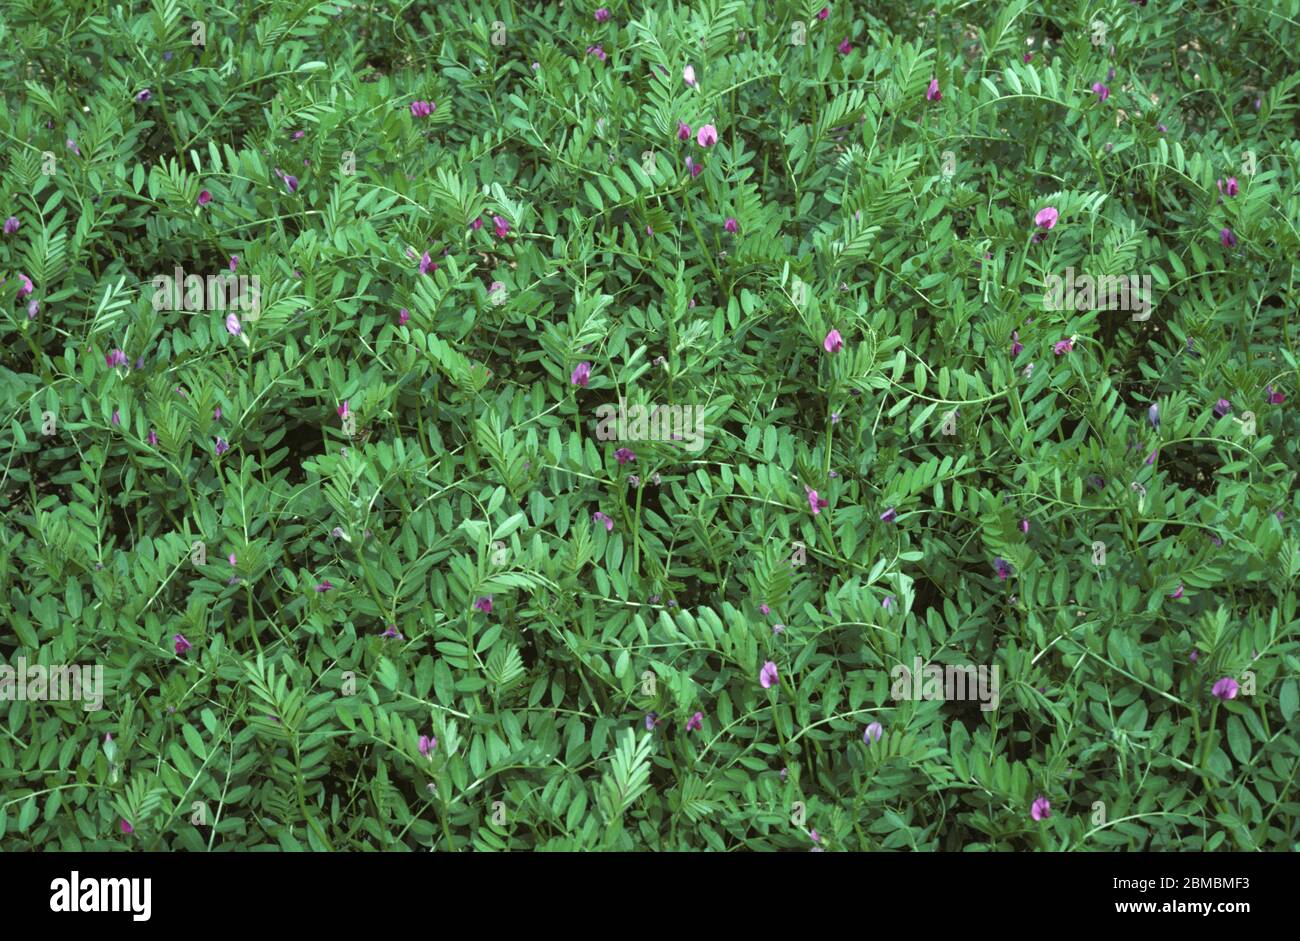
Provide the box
[0,851,1282,927]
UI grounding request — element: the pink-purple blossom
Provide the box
[1034,207,1059,230]
[1212,677,1239,701]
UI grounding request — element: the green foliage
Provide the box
[1,0,1298,851]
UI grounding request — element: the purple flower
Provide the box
[381,624,403,639]
[1030,796,1051,821]
[1053,338,1074,355]
[215,437,229,456]
[838,37,852,55]
[1145,447,1159,466]
[571,361,591,387]
[105,348,128,368]
[615,447,636,465]
[696,124,718,147]
[214,406,222,421]
[863,721,883,744]
[418,734,437,758]
[120,819,134,835]
[882,595,894,610]
[419,250,437,274]
[686,711,703,732]
[3,216,18,234]
[994,557,1013,580]
[111,409,120,427]
[1148,402,1160,429]
[1212,677,1239,701]
[410,100,434,118]
[399,307,410,325]
[474,596,493,614]
[148,429,158,446]
[136,89,152,102]
[1190,649,1199,662]
[683,65,696,87]
[66,139,80,156]
[282,172,299,194]
[174,633,192,655]
[592,511,614,532]
[1267,385,1285,405]
[925,77,942,101]
[1213,398,1232,418]
[685,155,703,178]
[817,6,830,20]
[644,712,660,731]
[807,488,828,515]
[198,190,212,206]
[823,329,844,353]
[315,580,334,592]
[1020,518,1030,534]
[337,400,349,420]
[1169,584,1184,600]
[27,299,39,320]
[594,7,611,22]
[1034,206,1059,230]
[586,44,607,62]
[1217,177,1239,197]
[292,130,306,140]
[772,623,784,634]
[17,273,34,298]
[1011,330,1023,357]
[1091,82,1110,102]
[1220,227,1236,248]
[226,313,241,336]
[880,507,897,523]
[759,603,770,616]
[229,255,239,272]
[724,217,738,234]
[493,215,510,238]
[759,661,779,689]
[677,121,692,141]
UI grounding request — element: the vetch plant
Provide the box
[0,0,1296,856]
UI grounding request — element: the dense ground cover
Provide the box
[1,0,1299,851]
